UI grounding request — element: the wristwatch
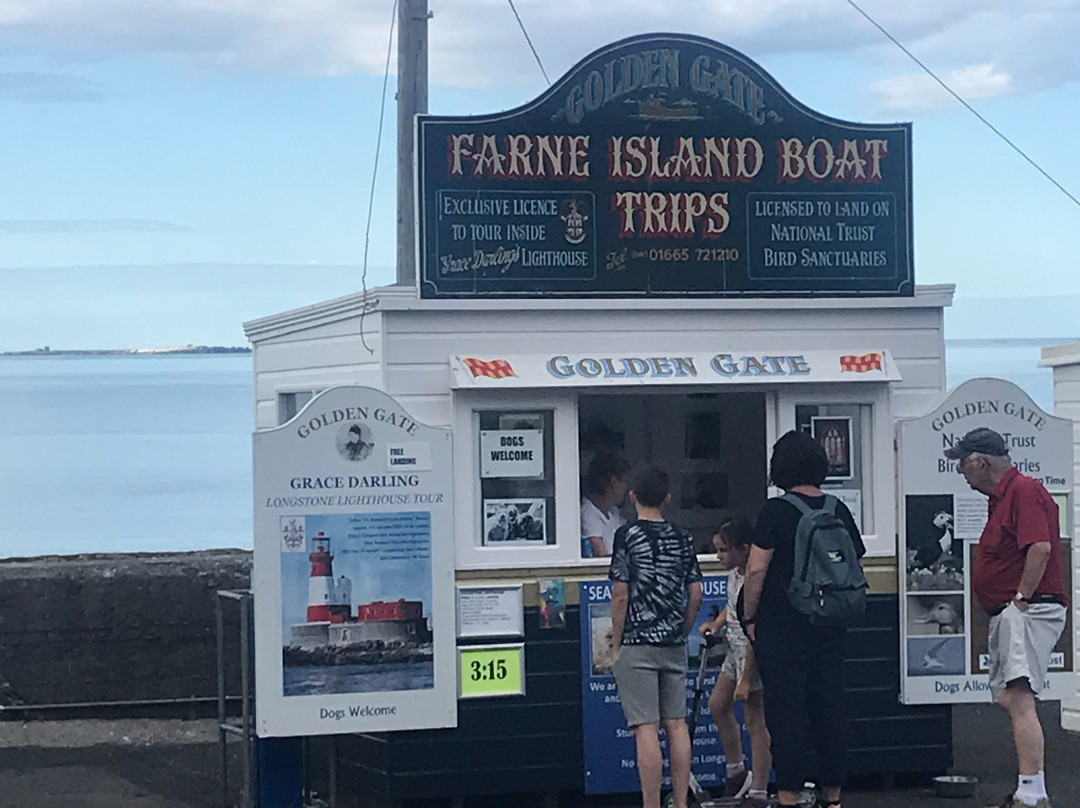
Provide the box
[1014,591,1030,603]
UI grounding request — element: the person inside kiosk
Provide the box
[578,392,769,557]
[580,451,631,558]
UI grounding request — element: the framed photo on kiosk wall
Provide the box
[482,498,547,545]
[811,416,853,480]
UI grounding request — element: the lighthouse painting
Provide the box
[280,511,435,697]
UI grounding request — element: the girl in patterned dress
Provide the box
[700,517,772,807]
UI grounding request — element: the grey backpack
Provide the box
[784,493,868,625]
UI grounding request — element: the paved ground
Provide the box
[0,719,237,808]
[0,703,1077,807]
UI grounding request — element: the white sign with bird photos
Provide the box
[896,377,1074,704]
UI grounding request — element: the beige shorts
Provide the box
[718,640,763,692]
[987,602,1067,701]
[612,643,687,727]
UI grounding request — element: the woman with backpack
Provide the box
[740,430,868,808]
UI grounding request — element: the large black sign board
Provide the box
[418,34,913,298]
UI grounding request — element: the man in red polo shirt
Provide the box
[944,428,1067,808]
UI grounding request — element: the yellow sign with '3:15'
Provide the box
[458,644,525,699]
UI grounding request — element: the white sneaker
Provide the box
[987,793,1051,808]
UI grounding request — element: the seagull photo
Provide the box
[907,636,965,677]
[921,638,950,670]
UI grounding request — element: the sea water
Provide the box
[283,661,435,697]
[0,353,253,558]
[0,341,1059,558]
[945,339,1054,411]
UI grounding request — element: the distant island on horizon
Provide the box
[2,344,252,356]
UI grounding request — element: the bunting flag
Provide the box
[463,357,516,379]
[840,352,883,373]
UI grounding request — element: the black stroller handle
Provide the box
[702,623,729,648]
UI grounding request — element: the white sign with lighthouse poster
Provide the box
[897,377,1074,705]
[253,386,456,736]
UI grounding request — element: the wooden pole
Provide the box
[396,0,429,288]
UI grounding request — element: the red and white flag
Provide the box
[840,352,883,373]
[463,357,516,379]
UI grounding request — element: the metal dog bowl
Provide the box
[933,774,978,798]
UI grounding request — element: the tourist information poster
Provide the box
[897,378,1074,704]
[580,575,749,793]
[253,386,456,736]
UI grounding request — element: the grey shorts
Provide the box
[719,640,763,692]
[612,643,687,727]
[987,602,1067,701]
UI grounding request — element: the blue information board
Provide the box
[579,576,753,794]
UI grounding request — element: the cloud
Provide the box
[0,219,193,234]
[0,0,1077,100]
[0,0,401,75]
[864,4,1080,104]
[0,71,102,102]
[873,63,1013,111]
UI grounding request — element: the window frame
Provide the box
[277,389,321,425]
[452,388,581,570]
[776,383,894,557]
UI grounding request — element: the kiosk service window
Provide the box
[578,391,768,555]
[457,389,886,568]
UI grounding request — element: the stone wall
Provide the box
[0,550,251,710]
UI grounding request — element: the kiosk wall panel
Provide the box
[382,309,944,351]
[383,394,452,428]
[255,399,276,429]
[339,603,586,799]
[892,387,948,420]
[251,312,384,341]
[336,596,951,802]
[247,307,385,429]
[891,358,944,394]
[1042,342,1080,731]
[380,305,946,404]
[255,333,380,374]
[254,366,383,403]
[385,363,453,396]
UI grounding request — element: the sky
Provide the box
[3,0,1080,350]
